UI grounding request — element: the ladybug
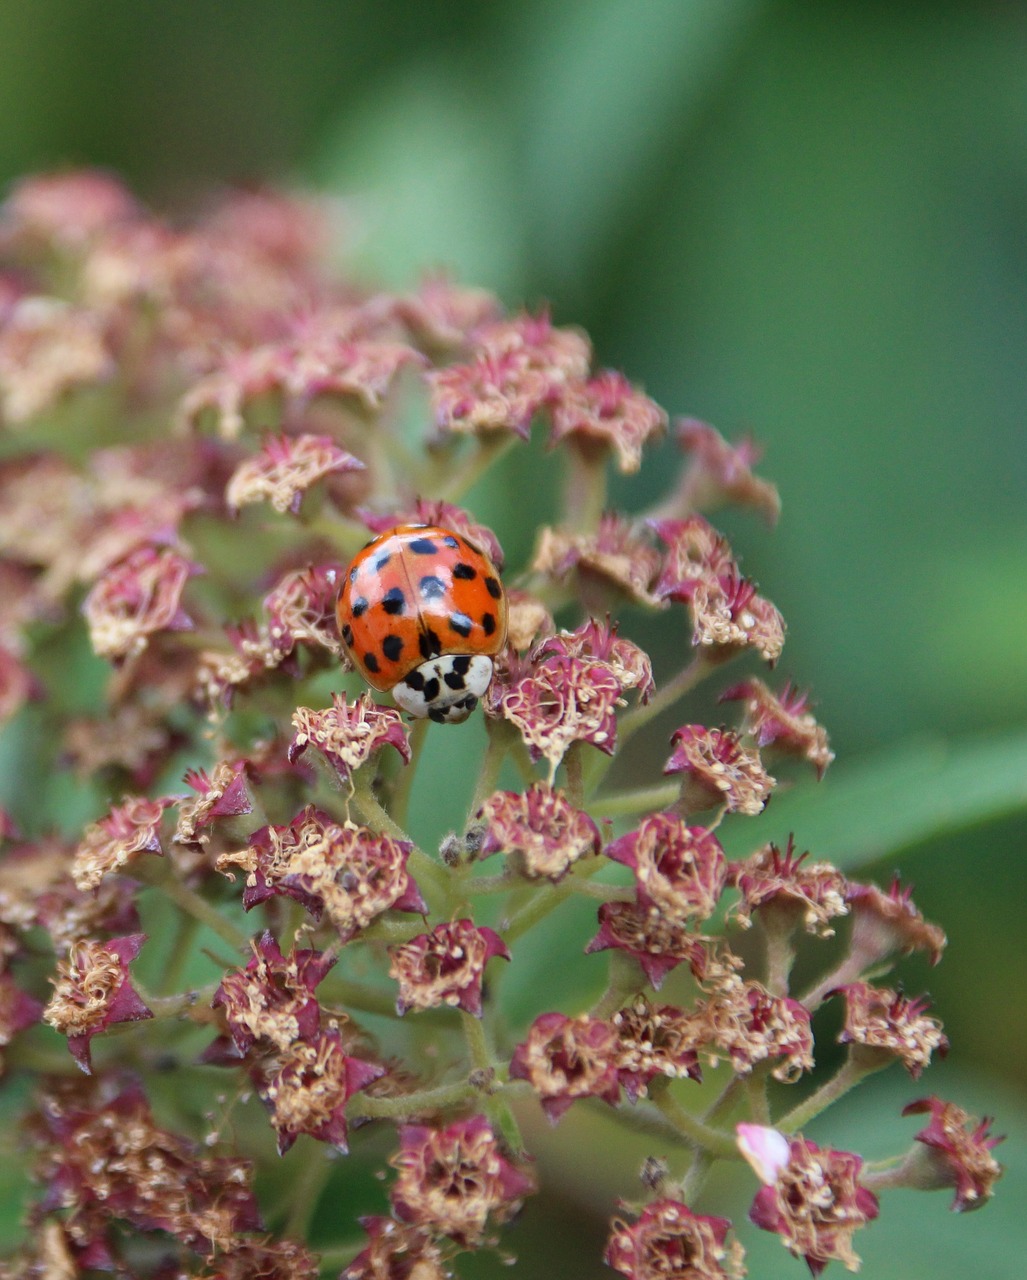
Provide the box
[336,524,507,724]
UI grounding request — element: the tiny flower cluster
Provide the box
[0,171,1002,1280]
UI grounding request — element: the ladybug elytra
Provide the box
[336,524,507,724]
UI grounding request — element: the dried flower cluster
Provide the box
[0,171,1003,1280]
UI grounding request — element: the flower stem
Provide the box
[390,716,429,829]
[776,1053,882,1134]
[134,858,248,953]
[351,774,449,901]
[648,1082,738,1159]
[348,1079,479,1120]
[283,1144,334,1240]
[590,781,680,818]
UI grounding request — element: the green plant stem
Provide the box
[648,1082,738,1159]
[350,774,449,901]
[390,716,428,829]
[436,436,518,503]
[159,914,200,997]
[134,858,249,952]
[563,741,585,808]
[462,1011,525,1156]
[283,1144,335,1240]
[467,717,515,818]
[562,444,607,533]
[590,781,681,817]
[348,1078,479,1120]
[616,655,711,749]
[776,1054,881,1134]
[502,857,606,944]
[590,951,643,1019]
[758,908,797,997]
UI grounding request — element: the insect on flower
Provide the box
[336,523,507,723]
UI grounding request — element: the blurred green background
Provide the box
[1,1,1024,1275]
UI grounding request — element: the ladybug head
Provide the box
[392,654,494,724]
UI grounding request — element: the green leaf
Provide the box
[721,731,1027,870]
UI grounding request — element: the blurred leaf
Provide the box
[314,60,524,294]
[513,0,764,293]
[722,731,1027,870]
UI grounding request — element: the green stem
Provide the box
[563,741,585,808]
[159,914,200,996]
[391,717,428,829]
[590,951,643,1019]
[616,656,711,750]
[467,718,515,819]
[348,1079,478,1120]
[134,858,248,953]
[283,1145,334,1240]
[436,436,518,503]
[562,445,608,533]
[589,781,680,818]
[648,1083,738,1159]
[351,774,449,902]
[502,857,606,944]
[777,1054,881,1134]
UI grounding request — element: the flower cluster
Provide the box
[0,170,1002,1280]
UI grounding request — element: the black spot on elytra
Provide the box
[419,574,445,601]
[374,553,392,572]
[444,669,467,691]
[341,624,354,645]
[449,612,473,637]
[451,655,472,675]
[364,652,380,674]
[349,565,358,582]
[422,677,441,702]
[382,587,406,615]
[485,576,502,599]
[481,612,496,636]
[382,634,404,662]
[419,629,442,659]
[443,534,460,548]
[405,669,426,691]
[453,562,476,580]
[351,596,369,618]
[409,537,437,555]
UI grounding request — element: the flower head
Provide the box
[389,1115,535,1245]
[477,781,601,881]
[605,1199,745,1280]
[532,514,663,607]
[586,899,740,991]
[388,919,509,1016]
[834,983,948,1079]
[664,725,775,816]
[43,933,152,1071]
[721,678,834,777]
[225,432,364,515]
[281,821,427,941]
[674,418,780,524]
[605,813,727,925]
[611,995,703,1102]
[82,544,199,661]
[549,370,666,473]
[290,692,412,780]
[509,1011,621,1121]
[257,1027,384,1153]
[696,982,814,1083]
[901,1096,1005,1212]
[174,759,253,847]
[71,795,173,892]
[729,837,848,937]
[341,1214,447,1280]
[846,876,947,968]
[740,1127,879,1275]
[212,931,335,1054]
[32,1078,263,1257]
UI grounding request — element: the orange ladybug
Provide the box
[336,524,507,723]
